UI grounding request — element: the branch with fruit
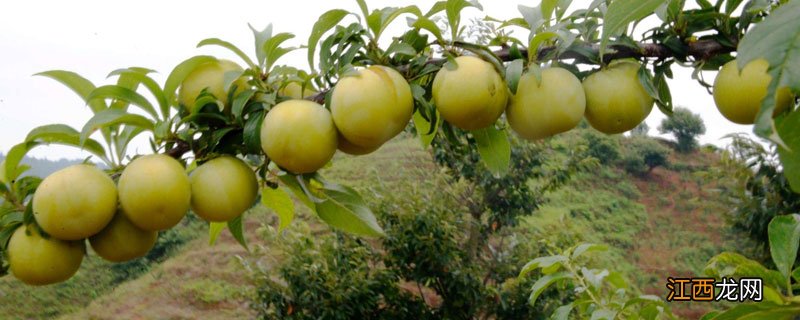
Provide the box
[0,6,797,320]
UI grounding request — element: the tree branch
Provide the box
[165,139,191,159]
[308,39,733,104]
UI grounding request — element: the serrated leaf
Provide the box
[89,85,159,120]
[529,271,572,306]
[768,214,800,283]
[736,1,800,141]
[107,68,169,120]
[601,0,667,57]
[308,9,351,71]
[472,126,511,177]
[315,184,384,237]
[197,38,258,69]
[208,222,225,245]
[80,108,155,146]
[261,186,294,231]
[227,214,248,250]
[164,55,216,108]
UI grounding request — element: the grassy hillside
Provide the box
[1,134,743,319]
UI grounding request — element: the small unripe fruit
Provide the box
[118,154,191,231]
[260,100,338,173]
[8,226,84,286]
[190,156,258,222]
[583,61,654,134]
[33,164,117,240]
[432,56,509,130]
[713,58,794,124]
[90,212,158,262]
[507,67,586,140]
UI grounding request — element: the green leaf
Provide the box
[518,5,543,31]
[208,222,226,245]
[412,109,440,147]
[768,214,800,283]
[367,6,422,42]
[704,252,785,290]
[249,23,273,67]
[4,142,38,182]
[590,308,617,320]
[315,183,384,237]
[601,0,667,57]
[107,68,169,120]
[197,38,258,69]
[777,111,800,193]
[541,0,559,22]
[520,255,568,277]
[411,15,445,44]
[551,303,574,320]
[80,108,155,146]
[308,9,351,70]
[227,214,248,250]
[231,90,256,121]
[445,0,482,41]
[529,271,572,306]
[261,186,295,232]
[471,126,511,177]
[424,1,447,17]
[262,33,296,70]
[708,303,800,320]
[528,31,558,62]
[116,125,146,158]
[355,0,369,20]
[35,70,107,114]
[88,85,159,120]
[25,124,108,163]
[571,243,608,259]
[505,59,524,94]
[164,56,216,108]
[736,1,800,141]
[243,109,265,154]
[278,173,314,210]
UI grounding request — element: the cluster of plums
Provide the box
[7,154,257,285]
[7,53,791,286]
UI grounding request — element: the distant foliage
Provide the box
[717,134,800,261]
[658,107,706,153]
[581,131,621,165]
[621,137,671,175]
[630,122,650,137]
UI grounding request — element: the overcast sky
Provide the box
[0,0,756,161]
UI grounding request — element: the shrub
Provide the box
[621,137,671,175]
[658,107,706,153]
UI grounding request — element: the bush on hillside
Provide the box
[621,137,671,176]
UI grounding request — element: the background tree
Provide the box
[658,107,707,153]
[630,122,650,137]
[621,137,671,176]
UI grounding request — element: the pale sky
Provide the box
[0,0,755,161]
